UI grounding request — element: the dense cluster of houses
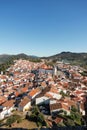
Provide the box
[0,59,87,125]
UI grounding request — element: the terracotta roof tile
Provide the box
[2,100,14,108]
[19,97,30,107]
[29,88,41,97]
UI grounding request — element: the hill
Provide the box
[0,54,12,64]
[0,53,40,64]
[0,52,87,68]
[0,53,41,73]
[42,52,87,68]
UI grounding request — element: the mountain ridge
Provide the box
[41,51,87,68]
[0,53,39,64]
[0,52,87,68]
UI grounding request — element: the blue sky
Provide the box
[0,0,87,56]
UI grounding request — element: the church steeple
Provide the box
[54,66,58,76]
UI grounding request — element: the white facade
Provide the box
[23,102,31,112]
[80,108,85,116]
[51,108,70,115]
[36,96,50,105]
[0,106,14,120]
[54,66,57,76]
[48,92,62,100]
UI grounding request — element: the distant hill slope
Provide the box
[0,52,87,68]
[42,52,87,68]
[0,53,41,73]
[47,52,87,60]
[0,54,12,64]
[0,53,39,64]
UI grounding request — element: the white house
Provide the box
[18,97,31,112]
[36,96,50,105]
[50,101,70,116]
[0,100,15,120]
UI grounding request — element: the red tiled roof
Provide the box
[45,93,53,98]
[54,117,63,124]
[29,88,41,97]
[2,100,14,108]
[50,87,58,94]
[21,87,28,93]
[19,97,30,107]
[15,91,20,97]
[75,90,83,95]
[0,97,6,105]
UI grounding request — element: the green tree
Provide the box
[6,117,15,127]
[71,105,77,112]
[27,106,47,127]
[6,115,21,127]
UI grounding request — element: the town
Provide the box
[0,59,87,128]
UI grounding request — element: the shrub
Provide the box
[6,115,21,127]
